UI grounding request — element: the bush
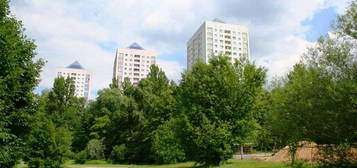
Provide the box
[109,144,127,163]
[86,139,105,160]
[74,150,87,164]
[317,143,357,168]
[182,116,233,166]
[152,119,185,163]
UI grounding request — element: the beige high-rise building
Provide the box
[187,19,250,70]
[113,43,156,85]
[57,61,91,100]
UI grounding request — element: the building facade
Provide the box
[57,61,91,100]
[113,43,156,85]
[187,19,250,70]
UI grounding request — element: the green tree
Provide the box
[26,77,82,167]
[83,86,143,161]
[251,90,275,151]
[46,77,84,129]
[151,118,186,163]
[130,65,176,163]
[86,139,105,160]
[336,1,357,38]
[0,0,44,166]
[270,2,357,166]
[177,56,266,166]
[25,113,72,168]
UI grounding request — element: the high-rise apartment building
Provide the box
[187,19,250,70]
[113,43,156,85]
[57,61,91,99]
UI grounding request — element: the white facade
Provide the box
[57,61,91,100]
[187,19,250,70]
[113,43,156,85]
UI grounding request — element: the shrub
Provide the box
[152,119,185,164]
[74,150,87,164]
[109,144,127,163]
[86,139,105,160]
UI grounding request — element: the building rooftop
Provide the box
[128,42,144,50]
[67,61,84,69]
[212,18,225,23]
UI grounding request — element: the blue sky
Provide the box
[303,7,338,42]
[10,0,350,98]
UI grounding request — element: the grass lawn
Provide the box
[64,159,290,168]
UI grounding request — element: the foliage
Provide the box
[0,0,44,166]
[25,77,82,168]
[109,144,127,163]
[151,118,185,164]
[177,56,266,166]
[336,1,357,38]
[86,139,105,160]
[269,1,357,165]
[25,112,72,168]
[81,65,176,164]
[251,90,275,151]
[84,86,142,160]
[74,151,88,164]
[46,77,85,129]
[317,143,357,168]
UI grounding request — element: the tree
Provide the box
[177,56,266,166]
[151,118,185,163]
[270,1,357,166]
[25,77,83,167]
[336,1,357,39]
[0,0,44,166]
[251,90,275,151]
[46,77,84,129]
[130,65,176,163]
[25,113,72,168]
[82,86,143,162]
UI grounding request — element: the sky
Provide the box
[9,0,351,99]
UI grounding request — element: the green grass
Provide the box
[17,159,317,168]
[64,159,290,168]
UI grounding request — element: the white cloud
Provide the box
[325,0,352,14]
[9,0,350,98]
[157,59,185,83]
